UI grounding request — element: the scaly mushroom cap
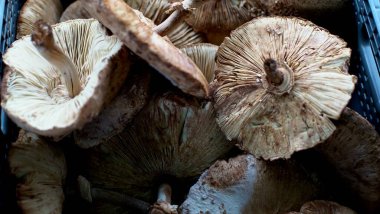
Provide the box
[9,130,67,214]
[212,16,356,160]
[184,0,263,33]
[315,108,380,212]
[74,68,151,149]
[2,19,129,139]
[299,200,356,214]
[17,0,63,38]
[80,0,209,98]
[59,1,92,22]
[180,154,320,213]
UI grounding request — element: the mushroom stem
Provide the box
[153,2,190,36]
[263,58,285,86]
[31,20,81,98]
[150,183,178,214]
[78,176,150,213]
[157,183,172,204]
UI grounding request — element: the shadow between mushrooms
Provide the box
[9,130,67,214]
[1,19,129,140]
[211,16,357,160]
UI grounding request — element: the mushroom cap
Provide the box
[299,200,356,214]
[180,154,320,213]
[9,130,67,214]
[127,0,205,47]
[184,0,263,33]
[315,108,380,212]
[80,0,209,98]
[74,68,151,149]
[17,0,63,39]
[83,92,232,201]
[59,1,92,22]
[212,16,356,160]
[2,19,129,139]
[180,43,218,83]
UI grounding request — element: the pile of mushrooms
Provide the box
[2,0,378,213]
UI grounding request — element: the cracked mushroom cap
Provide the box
[180,154,320,214]
[2,19,129,139]
[74,68,151,149]
[17,0,63,39]
[9,130,67,214]
[80,0,209,98]
[212,16,357,160]
[315,108,380,212]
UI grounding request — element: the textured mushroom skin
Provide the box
[300,200,356,214]
[9,130,67,214]
[74,69,151,149]
[2,19,129,139]
[17,0,63,39]
[315,108,380,212]
[80,0,209,98]
[185,0,263,33]
[212,17,356,160]
[83,92,233,202]
[180,154,320,214]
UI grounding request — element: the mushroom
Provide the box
[80,43,231,211]
[60,0,204,47]
[59,1,92,22]
[313,108,380,213]
[180,43,218,82]
[82,91,232,210]
[80,0,209,98]
[74,67,152,149]
[8,130,67,214]
[211,16,357,160]
[125,0,205,47]
[17,0,63,38]
[180,154,321,213]
[1,19,129,139]
[180,0,264,44]
[296,200,357,214]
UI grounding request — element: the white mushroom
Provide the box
[2,19,129,139]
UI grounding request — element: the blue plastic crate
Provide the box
[0,0,22,212]
[351,0,380,130]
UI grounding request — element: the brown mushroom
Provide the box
[299,200,356,214]
[9,130,67,214]
[74,67,152,149]
[17,0,63,38]
[180,154,321,213]
[1,19,129,139]
[314,108,380,213]
[79,43,231,212]
[211,16,357,160]
[59,1,92,22]
[79,0,209,97]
